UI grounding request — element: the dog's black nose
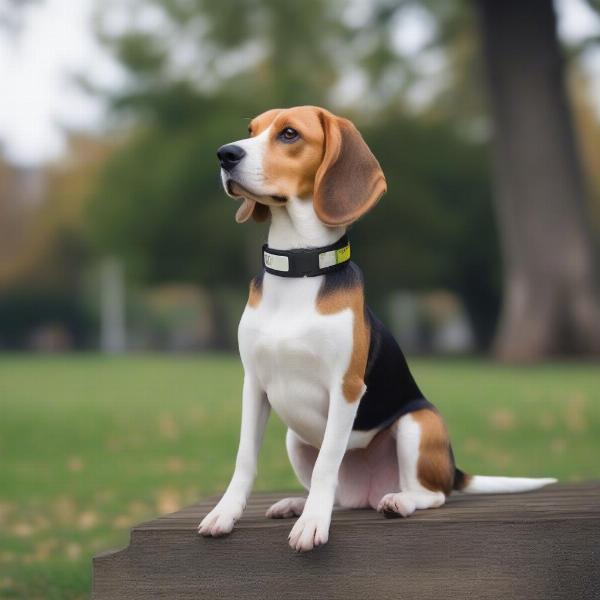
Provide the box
[217,144,246,171]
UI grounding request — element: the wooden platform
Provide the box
[93,482,600,599]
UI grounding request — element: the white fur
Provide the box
[377,413,446,517]
[198,373,270,537]
[461,475,557,494]
[239,269,375,451]
[199,182,376,550]
[237,237,377,551]
[221,127,275,197]
[265,497,306,519]
[268,200,344,250]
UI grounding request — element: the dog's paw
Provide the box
[266,497,306,519]
[198,501,244,537]
[288,513,330,552]
[377,492,416,518]
[377,491,445,518]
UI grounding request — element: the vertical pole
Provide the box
[100,258,126,353]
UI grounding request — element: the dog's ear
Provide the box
[235,199,270,224]
[314,113,386,227]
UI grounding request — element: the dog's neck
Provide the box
[267,197,346,251]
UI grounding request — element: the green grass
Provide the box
[0,354,598,599]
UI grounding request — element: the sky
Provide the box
[0,0,599,166]
[0,0,122,166]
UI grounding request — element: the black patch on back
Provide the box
[320,263,429,432]
[353,309,429,431]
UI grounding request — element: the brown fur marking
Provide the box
[245,106,386,223]
[411,409,454,495]
[247,276,263,308]
[261,107,325,200]
[316,283,370,403]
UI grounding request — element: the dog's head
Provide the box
[217,106,386,226]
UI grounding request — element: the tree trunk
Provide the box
[474,0,600,360]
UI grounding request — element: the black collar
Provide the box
[262,234,351,278]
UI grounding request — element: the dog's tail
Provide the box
[453,468,557,494]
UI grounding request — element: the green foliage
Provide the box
[356,111,500,345]
[0,288,94,349]
[88,95,268,285]
[89,98,499,342]
[1,354,598,597]
[87,0,501,344]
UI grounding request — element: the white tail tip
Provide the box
[462,475,557,494]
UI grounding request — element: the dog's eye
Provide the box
[278,127,300,143]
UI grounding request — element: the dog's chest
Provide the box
[238,274,353,447]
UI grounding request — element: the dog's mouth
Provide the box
[226,180,286,206]
[225,179,286,223]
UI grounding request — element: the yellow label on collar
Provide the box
[336,245,351,264]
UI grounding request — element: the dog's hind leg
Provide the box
[265,429,316,518]
[377,408,450,517]
[266,496,306,519]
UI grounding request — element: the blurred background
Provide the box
[1,0,599,598]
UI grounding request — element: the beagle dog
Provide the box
[198,106,556,552]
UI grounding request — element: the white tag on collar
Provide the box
[319,244,351,269]
[263,250,289,272]
[318,250,337,269]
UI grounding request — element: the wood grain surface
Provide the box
[93,482,600,599]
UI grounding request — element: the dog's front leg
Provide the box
[288,383,360,552]
[198,372,269,537]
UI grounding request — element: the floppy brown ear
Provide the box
[314,114,386,227]
[235,199,270,224]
